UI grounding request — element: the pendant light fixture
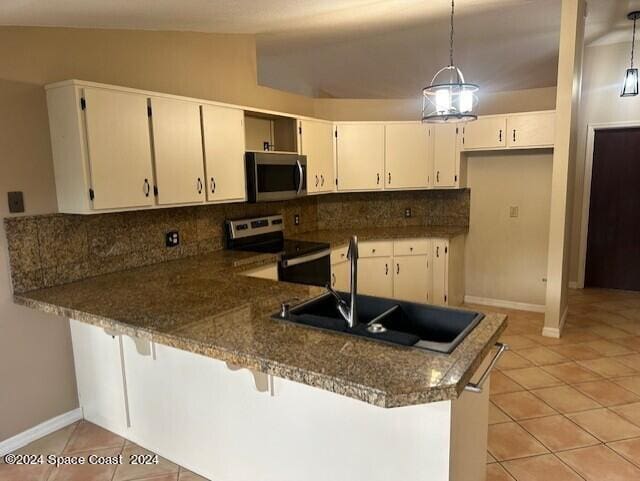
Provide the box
[621,11,640,97]
[422,0,479,123]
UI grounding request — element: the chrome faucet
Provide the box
[326,235,358,328]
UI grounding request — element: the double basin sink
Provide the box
[274,292,484,354]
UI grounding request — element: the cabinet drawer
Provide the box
[359,241,393,258]
[393,239,431,257]
[331,246,349,265]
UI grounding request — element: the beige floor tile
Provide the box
[531,385,602,413]
[113,443,179,481]
[502,367,563,390]
[587,324,632,339]
[615,376,640,396]
[582,340,634,357]
[497,351,534,371]
[516,346,569,366]
[549,344,601,361]
[608,438,640,468]
[492,391,557,420]
[488,452,497,464]
[179,470,209,481]
[0,463,52,481]
[617,322,640,336]
[64,421,125,454]
[557,329,601,344]
[568,408,640,442]
[574,380,640,406]
[489,402,512,424]
[490,371,527,395]
[578,357,635,377]
[502,454,584,481]
[500,334,540,350]
[519,415,600,451]
[487,463,515,481]
[558,445,640,481]
[48,447,121,481]
[611,402,640,427]
[14,423,78,456]
[614,354,640,371]
[488,422,549,461]
[541,362,602,384]
[612,336,640,352]
[134,475,178,481]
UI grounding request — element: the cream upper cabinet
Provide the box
[201,104,247,203]
[393,255,431,304]
[358,257,393,298]
[299,119,335,194]
[461,116,506,151]
[335,123,385,191]
[150,97,205,205]
[83,87,155,210]
[433,124,460,188]
[507,111,556,148]
[385,123,432,189]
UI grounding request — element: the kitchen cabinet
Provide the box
[242,263,278,281]
[299,119,336,194]
[384,123,433,189]
[394,255,431,304]
[431,236,465,306]
[149,97,206,205]
[69,319,129,438]
[335,123,385,191]
[202,104,247,203]
[358,257,394,298]
[433,124,460,188]
[331,260,350,292]
[461,116,506,151]
[507,111,556,148]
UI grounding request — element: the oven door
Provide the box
[246,153,307,202]
[279,249,331,287]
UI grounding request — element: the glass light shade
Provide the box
[621,68,639,97]
[422,66,479,123]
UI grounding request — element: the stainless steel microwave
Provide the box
[245,152,307,202]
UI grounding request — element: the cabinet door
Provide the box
[433,124,459,188]
[385,123,432,189]
[393,255,431,304]
[358,257,393,298]
[150,97,205,205]
[69,320,129,437]
[202,105,247,202]
[462,116,506,150]
[83,87,154,210]
[300,119,335,193]
[507,111,556,148]
[331,261,350,292]
[432,239,449,306]
[336,123,384,191]
[242,263,278,281]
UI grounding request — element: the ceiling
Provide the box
[0,0,636,98]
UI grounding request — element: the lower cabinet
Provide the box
[330,236,465,306]
[241,263,279,281]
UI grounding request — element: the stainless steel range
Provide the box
[225,214,330,287]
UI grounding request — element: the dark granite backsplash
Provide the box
[4,189,468,294]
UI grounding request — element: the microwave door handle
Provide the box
[296,159,304,195]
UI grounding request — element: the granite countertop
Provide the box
[13,226,506,408]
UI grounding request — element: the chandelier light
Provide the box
[422,0,479,123]
[621,11,640,97]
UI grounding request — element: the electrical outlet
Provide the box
[7,191,24,213]
[294,214,300,226]
[404,208,412,218]
[165,230,180,247]
[509,206,519,218]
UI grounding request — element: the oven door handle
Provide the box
[295,159,304,195]
[281,249,331,268]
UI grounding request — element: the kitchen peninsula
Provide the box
[10,222,506,481]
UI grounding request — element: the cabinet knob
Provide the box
[143,179,150,197]
[211,177,216,194]
[385,263,389,275]
[396,263,400,275]
[315,175,319,187]
[513,129,517,142]
[436,171,440,183]
[376,173,380,185]
[197,177,203,194]
[331,273,336,287]
[388,172,391,184]
[436,246,440,257]
[372,248,376,253]
[499,129,503,142]
[410,247,413,251]
[321,174,324,186]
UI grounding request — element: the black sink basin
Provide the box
[273,292,484,354]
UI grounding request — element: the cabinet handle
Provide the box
[499,129,503,142]
[197,177,203,194]
[396,263,400,275]
[465,343,509,393]
[143,179,150,197]
[436,171,440,183]
[321,174,324,186]
[332,273,336,287]
[385,263,389,275]
[211,177,216,194]
[372,248,376,253]
[410,247,413,252]
[388,172,392,184]
[513,129,517,142]
[377,173,380,185]
[436,246,440,258]
[315,175,319,187]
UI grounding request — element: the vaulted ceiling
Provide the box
[0,0,636,98]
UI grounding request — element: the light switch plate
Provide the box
[165,230,180,247]
[404,208,412,218]
[294,214,300,226]
[8,191,24,213]
[509,206,519,218]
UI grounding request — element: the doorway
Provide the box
[584,127,640,291]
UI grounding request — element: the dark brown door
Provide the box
[585,127,640,290]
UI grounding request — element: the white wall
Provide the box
[570,40,640,285]
[465,151,553,307]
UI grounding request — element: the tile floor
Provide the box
[2,288,640,481]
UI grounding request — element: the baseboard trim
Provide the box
[568,281,579,289]
[463,295,545,313]
[0,408,83,456]
[542,305,569,339]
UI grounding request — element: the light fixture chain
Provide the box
[449,0,455,68]
[632,16,637,68]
